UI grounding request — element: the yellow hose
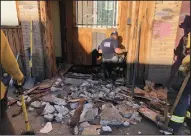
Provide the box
[21,95,30,131]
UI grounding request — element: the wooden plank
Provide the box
[39,1,57,78]
[117,1,129,50]
[2,28,24,56]
[73,28,92,65]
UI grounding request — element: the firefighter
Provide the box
[0,30,24,134]
[168,31,190,134]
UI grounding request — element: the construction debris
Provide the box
[7,67,170,135]
[102,125,112,132]
[40,122,53,133]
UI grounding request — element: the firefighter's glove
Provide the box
[13,79,25,95]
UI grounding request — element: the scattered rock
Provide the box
[28,106,34,112]
[54,105,69,116]
[69,110,75,116]
[43,114,54,122]
[98,91,105,98]
[132,104,140,109]
[100,103,123,126]
[55,113,63,123]
[43,103,55,115]
[119,86,129,91]
[52,96,67,106]
[24,95,31,103]
[40,122,52,133]
[42,95,67,106]
[80,107,98,122]
[116,104,134,118]
[106,84,113,89]
[70,102,79,109]
[123,121,130,127]
[50,86,62,92]
[31,101,41,108]
[70,86,78,92]
[129,112,142,122]
[101,87,110,94]
[79,122,91,131]
[108,92,115,98]
[17,101,22,107]
[79,94,87,98]
[102,125,112,132]
[64,78,84,85]
[74,125,79,135]
[57,78,62,82]
[138,131,142,135]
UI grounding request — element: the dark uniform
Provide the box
[168,32,190,134]
[100,37,119,60]
[100,36,124,78]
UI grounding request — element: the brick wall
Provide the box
[147,1,182,84]
[17,1,45,81]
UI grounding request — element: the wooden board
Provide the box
[73,28,92,65]
[39,1,57,78]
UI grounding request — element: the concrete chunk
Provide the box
[100,103,123,126]
[54,105,69,116]
[43,114,54,122]
[43,103,55,115]
[31,101,41,108]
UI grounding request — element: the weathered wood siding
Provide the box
[39,1,57,78]
[2,27,24,56]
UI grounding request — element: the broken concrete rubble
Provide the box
[102,125,112,132]
[116,104,135,118]
[54,113,63,123]
[50,86,62,92]
[31,101,41,108]
[43,114,54,122]
[54,105,69,116]
[42,95,67,106]
[123,121,130,127]
[79,121,91,131]
[28,106,35,112]
[64,78,84,85]
[69,102,79,109]
[100,103,124,126]
[8,69,170,135]
[43,103,55,115]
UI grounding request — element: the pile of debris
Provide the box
[8,71,169,135]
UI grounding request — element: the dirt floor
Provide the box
[7,104,161,135]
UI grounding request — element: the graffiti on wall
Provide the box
[153,20,172,39]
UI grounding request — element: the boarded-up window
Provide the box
[74,1,118,28]
[1,1,19,26]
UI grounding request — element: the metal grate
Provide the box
[74,1,118,28]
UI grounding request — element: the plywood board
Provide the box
[73,28,92,65]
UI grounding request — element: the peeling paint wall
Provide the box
[148,1,182,84]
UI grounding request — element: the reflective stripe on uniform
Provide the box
[186,111,191,118]
[170,115,185,123]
